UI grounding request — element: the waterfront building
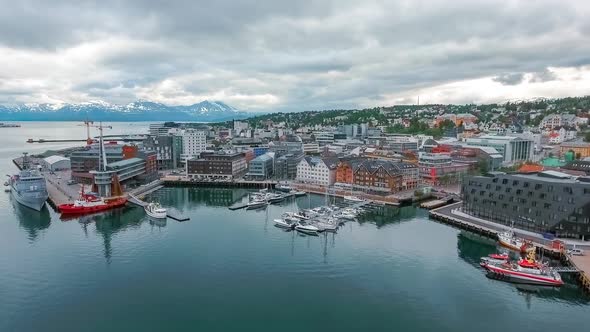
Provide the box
[418,153,469,185]
[186,151,247,180]
[295,156,338,186]
[274,153,303,180]
[143,135,177,170]
[91,156,152,197]
[336,159,418,191]
[559,142,590,159]
[247,153,274,180]
[464,135,533,165]
[462,171,590,239]
[42,155,70,171]
[70,143,127,182]
[182,129,207,163]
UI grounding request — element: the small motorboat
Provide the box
[145,202,167,219]
[290,190,307,197]
[295,223,320,235]
[481,250,563,287]
[274,218,297,229]
[480,253,509,266]
[246,199,268,210]
[275,183,293,192]
[267,193,285,204]
[343,195,364,202]
[316,218,338,232]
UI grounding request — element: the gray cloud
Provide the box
[529,69,557,83]
[493,73,526,85]
[0,0,590,111]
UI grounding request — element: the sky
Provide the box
[1,0,590,112]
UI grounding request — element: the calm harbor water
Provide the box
[0,122,589,332]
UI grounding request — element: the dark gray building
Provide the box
[462,171,590,239]
[269,138,304,180]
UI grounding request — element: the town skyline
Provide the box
[1,0,590,112]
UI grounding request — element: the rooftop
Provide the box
[107,157,144,169]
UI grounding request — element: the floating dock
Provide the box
[429,202,590,294]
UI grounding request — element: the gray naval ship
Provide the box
[9,154,48,211]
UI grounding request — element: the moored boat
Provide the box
[145,202,167,219]
[498,229,534,253]
[343,195,364,203]
[59,193,127,215]
[481,250,563,287]
[246,199,268,210]
[274,218,297,229]
[480,253,509,266]
[295,223,320,235]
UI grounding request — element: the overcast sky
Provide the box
[1,0,589,112]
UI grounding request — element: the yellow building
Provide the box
[560,142,590,158]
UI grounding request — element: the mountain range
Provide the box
[0,100,250,122]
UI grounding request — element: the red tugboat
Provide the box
[59,185,127,215]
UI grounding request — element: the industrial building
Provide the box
[42,155,71,171]
[462,171,590,239]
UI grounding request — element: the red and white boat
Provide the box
[479,253,509,267]
[481,251,564,287]
[59,189,127,215]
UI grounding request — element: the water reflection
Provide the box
[358,205,418,228]
[72,206,145,263]
[11,196,51,242]
[456,231,590,305]
[147,187,250,208]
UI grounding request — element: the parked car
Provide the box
[567,248,585,256]
[67,180,76,185]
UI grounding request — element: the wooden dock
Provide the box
[429,202,590,294]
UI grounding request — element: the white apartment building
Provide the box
[303,142,320,154]
[296,157,337,186]
[181,129,207,163]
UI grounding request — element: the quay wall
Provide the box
[429,203,590,294]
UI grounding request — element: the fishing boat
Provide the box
[295,223,320,235]
[498,229,534,253]
[343,195,364,203]
[481,250,563,287]
[59,190,127,215]
[145,202,167,219]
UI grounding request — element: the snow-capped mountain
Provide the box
[0,100,249,122]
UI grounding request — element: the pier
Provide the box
[128,181,189,221]
[429,202,590,294]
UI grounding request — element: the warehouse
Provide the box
[42,155,71,171]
